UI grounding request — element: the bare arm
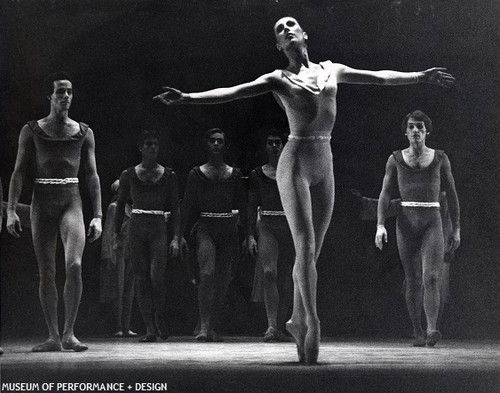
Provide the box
[153,73,278,105]
[114,170,130,235]
[375,156,398,250]
[441,153,460,250]
[7,125,33,237]
[168,171,183,258]
[83,128,102,242]
[336,65,455,88]
[180,169,199,237]
[247,171,261,257]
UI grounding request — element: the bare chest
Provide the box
[135,165,164,183]
[402,150,435,169]
[200,165,233,181]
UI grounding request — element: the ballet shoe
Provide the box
[139,334,157,343]
[112,331,124,338]
[263,327,291,342]
[155,313,169,340]
[62,339,88,352]
[412,333,426,347]
[124,330,138,337]
[32,339,62,352]
[426,330,442,347]
[195,331,208,342]
[304,324,320,364]
[285,320,306,363]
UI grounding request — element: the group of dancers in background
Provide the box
[3,16,460,364]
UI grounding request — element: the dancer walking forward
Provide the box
[181,128,246,342]
[154,17,455,363]
[248,130,293,342]
[375,110,460,347]
[7,72,102,352]
[115,130,183,342]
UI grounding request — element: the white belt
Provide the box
[132,209,171,221]
[401,202,440,208]
[261,210,286,216]
[200,212,234,218]
[35,177,79,185]
[288,135,331,141]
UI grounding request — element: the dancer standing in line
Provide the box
[181,128,246,342]
[154,17,455,363]
[375,110,460,347]
[7,72,102,352]
[248,130,293,342]
[100,180,137,338]
[115,130,183,342]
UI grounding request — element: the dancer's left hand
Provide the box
[88,218,102,242]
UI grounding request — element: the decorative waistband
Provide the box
[401,202,440,208]
[132,209,171,221]
[35,178,79,185]
[200,212,234,218]
[261,210,286,216]
[288,135,331,141]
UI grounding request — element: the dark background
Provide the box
[1,0,499,340]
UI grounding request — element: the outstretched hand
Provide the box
[153,87,188,105]
[423,68,455,88]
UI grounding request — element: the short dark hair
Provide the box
[204,127,228,145]
[265,128,286,145]
[401,110,433,134]
[43,71,73,97]
[137,129,160,148]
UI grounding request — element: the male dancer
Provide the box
[375,110,460,347]
[7,72,102,352]
[115,130,182,342]
[181,128,246,342]
[248,130,293,342]
[154,17,455,363]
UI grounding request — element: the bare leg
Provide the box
[31,206,62,352]
[59,206,87,351]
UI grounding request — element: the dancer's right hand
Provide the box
[6,211,22,238]
[248,235,258,258]
[375,225,387,250]
[153,87,189,105]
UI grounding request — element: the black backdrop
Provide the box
[1,0,499,340]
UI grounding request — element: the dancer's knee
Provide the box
[263,268,277,284]
[294,240,315,266]
[65,261,82,282]
[199,272,215,288]
[423,272,440,290]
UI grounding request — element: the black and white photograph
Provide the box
[1,1,499,392]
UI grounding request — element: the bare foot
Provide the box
[32,339,62,352]
[286,320,306,363]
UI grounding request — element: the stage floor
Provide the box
[1,337,499,393]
